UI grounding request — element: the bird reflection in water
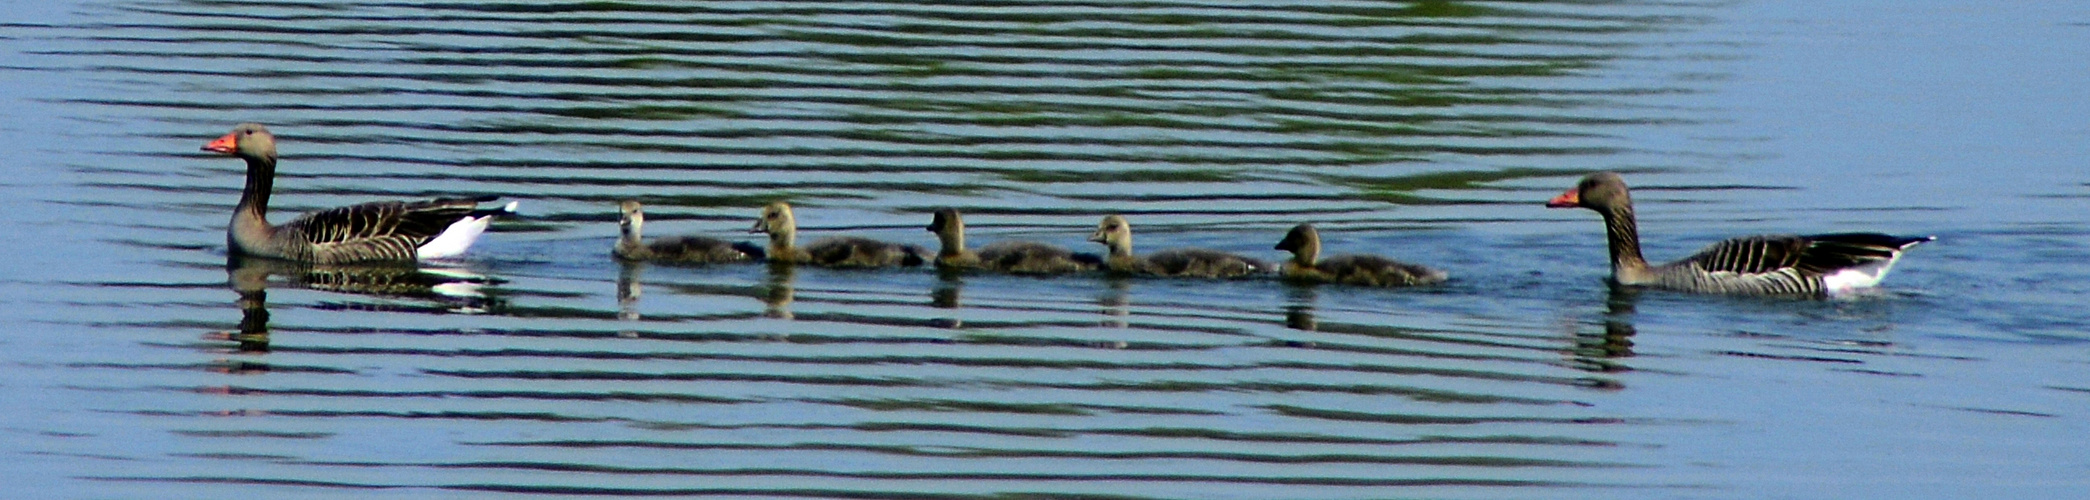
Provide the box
[1568,285,1641,375]
[762,262,796,320]
[1283,286,1320,333]
[222,255,502,357]
[929,271,963,329]
[616,263,642,337]
[1097,276,1131,328]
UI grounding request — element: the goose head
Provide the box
[202,123,277,161]
[1546,171,1631,213]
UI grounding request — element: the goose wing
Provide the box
[277,196,494,262]
[1681,233,1928,277]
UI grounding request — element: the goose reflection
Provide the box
[224,255,502,354]
[1568,285,1641,373]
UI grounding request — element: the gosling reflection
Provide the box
[616,262,643,337]
[762,262,796,319]
[224,256,502,353]
[931,272,963,309]
[929,271,964,329]
[1097,276,1131,328]
[1283,286,1320,332]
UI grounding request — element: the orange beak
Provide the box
[1545,188,1580,208]
[201,133,238,154]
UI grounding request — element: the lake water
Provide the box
[2,1,2087,498]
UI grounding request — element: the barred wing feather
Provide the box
[276,196,492,263]
[1682,233,1929,278]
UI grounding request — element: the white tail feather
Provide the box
[417,215,493,260]
[415,201,517,260]
[1822,254,1903,296]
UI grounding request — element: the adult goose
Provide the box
[1274,223,1447,287]
[749,202,927,268]
[926,208,1099,274]
[204,123,514,264]
[612,200,763,263]
[1088,214,1266,278]
[1546,172,1932,296]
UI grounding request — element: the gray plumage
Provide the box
[1548,171,1931,295]
[1274,223,1446,287]
[1639,233,1931,295]
[205,123,509,264]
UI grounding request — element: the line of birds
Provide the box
[205,123,1933,297]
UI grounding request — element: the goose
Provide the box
[1546,171,1932,296]
[749,202,926,267]
[1088,214,1266,278]
[612,200,763,263]
[926,208,1100,274]
[1274,223,1447,287]
[203,123,514,263]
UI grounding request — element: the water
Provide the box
[3,1,2087,498]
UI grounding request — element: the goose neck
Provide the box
[1598,204,1651,281]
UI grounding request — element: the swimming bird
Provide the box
[1546,171,1931,296]
[1088,214,1266,278]
[612,200,763,263]
[203,123,514,263]
[926,208,1099,274]
[1274,223,1447,287]
[749,202,926,267]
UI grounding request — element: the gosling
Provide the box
[1088,214,1266,278]
[927,208,1099,274]
[750,201,927,267]
[1274,223,1446,287]
[612,200,763,263]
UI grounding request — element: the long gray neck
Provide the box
[1598,205,1650,280]
[229,154,278,253]
[235,154,276,223]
